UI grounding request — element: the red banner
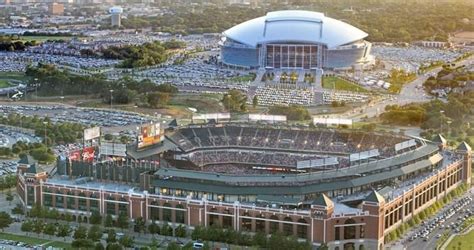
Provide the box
[69,150,81,162]
[82,147,95,162]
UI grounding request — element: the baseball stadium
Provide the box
[17,121,472,250]
[220,10,373,69]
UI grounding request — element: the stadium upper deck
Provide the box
[150,124,441,201]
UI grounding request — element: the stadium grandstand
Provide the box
[17,123,472,250]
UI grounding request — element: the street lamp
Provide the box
[109,89,114,109]
[43,121,48,146]
[440,110,445,135]
[447,120,452,137]
[34,78,38,101]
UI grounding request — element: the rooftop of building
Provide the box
[45,176,142,195]
[222,10,368,48]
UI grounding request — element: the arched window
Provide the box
[66,191,75,209]
[89,193,99,212]
[269,215,279,233]
[283,217,293,236]
[344,242,355,250]
[296,218,308,239]
[255,214,265,233]
[119,197,128,214]
[241,212,252,231]
[149,200,159,221]
[344,219,356,240]
[209,208,219,227]
[222,209,233,229]
[359,245,366,250]
[162,203,172,222]
[175,204,185,224]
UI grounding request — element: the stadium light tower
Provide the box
[109,6,123,27]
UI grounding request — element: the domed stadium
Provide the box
[220,10,373,69]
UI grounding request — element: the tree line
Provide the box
[381,91,474,145]
[0,113,84,145]
[0,36,38,51]
[17,202,315,250]
[26,64,178,106]
[81,40,185,68]
[121,2,473,42]
[424,65,474,94]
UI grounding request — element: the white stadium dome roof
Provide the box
[223,10,368,49]
[109,6,123,14]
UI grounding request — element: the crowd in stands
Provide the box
[187,149,320,168]
[167,125,407,173]
[171,126,404,154]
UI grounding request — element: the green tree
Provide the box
[252,232,267,248]
[117,213,129,231]
[12,204,24,215]
[252,95,258,108]
[222,89,247,112]
[160,222,173,236]
[43,223,57,239]
[73,225,88,240]
[148,222,160,235]
[56,224,71,241]
[72,239,95,249]
[32,220,44,236]
[5,190,13,205]
[21,220,33,235]
[106,229,117,243]
[175,225,187,237]
[0,212,13,232]
[167,242,180,250]
[118,235,134,248]
[106,243,123,250]
[147,92,171,108]
[95,242,105,250]
[105,214,114,227]
[88,225,103,242]
[133,217,146,234]
[90,211,102,225]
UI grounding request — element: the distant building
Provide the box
[220,10,372,70]
[48,3,64,16]
[109,6,123,27]
[416,41,450,48]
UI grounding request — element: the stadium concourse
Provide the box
[16,122,472,250]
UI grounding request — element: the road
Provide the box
[389,186,474,250]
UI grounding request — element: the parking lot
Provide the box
[0,104,158,128]
[0,160,18,177]
[0,125,40,148]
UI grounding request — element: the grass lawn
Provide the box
[0,79,10,88]
[227,73,256,82]
[0,232,71,249]
[446,228,474,250]
[17,36,79,42]
[322,76,368,93]
[169,93,224,114]
[0,72,30,82]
